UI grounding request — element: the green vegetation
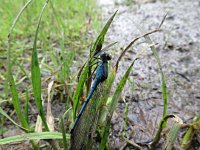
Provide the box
[0,0,98,149]
[0,0,199,149]
[0,0,98,100]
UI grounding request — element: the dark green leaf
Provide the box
[73,64,89,119]
[91,10,117,56]
[9,72,29,129]
[31,0,49,130]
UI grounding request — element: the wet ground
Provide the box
[97,0,200,149]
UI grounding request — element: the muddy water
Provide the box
[97,0,200,149]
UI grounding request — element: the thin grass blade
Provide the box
[0,132,70,145]
[150,114,175,149]
[123,102,129,138]
[0,107,28,131]
[24,89,29,124]
[91,10,117,56]
[135,22,168,122]
[5,0,33,99]
[31,0,49,130]
[73,64,89,119]
[9,71,29,129]
[98,43,150,127]
[60,117,68,150]
[8,0,33,38]
[5,0,33,98]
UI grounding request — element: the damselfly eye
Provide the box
[100,52,111,61]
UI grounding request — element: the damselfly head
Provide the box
[100,52,111,61]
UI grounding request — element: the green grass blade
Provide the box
[9,72,29,129]
[8,0,33,38]
[136,24,168,121]
[150,114,175,149]
[73,64,89,120]
[31,0,49,130]
[123,102,129,138]
[0,107,28,131]
[60,117,68,150]
[165,123,181,150]
[109,59,137,114]
[7,70,38,150]
[24,89,29,124]
[0,132,70,145]
[181,127,194,149]
[6,0,32,98]
[91,10,117,56]
[99,59,137,150]
[98,41,148,126]
[15,62,31,82]
[181,112,200,149]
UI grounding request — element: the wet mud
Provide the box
[97,0,200,149]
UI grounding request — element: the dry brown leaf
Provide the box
[46,80,55,132]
